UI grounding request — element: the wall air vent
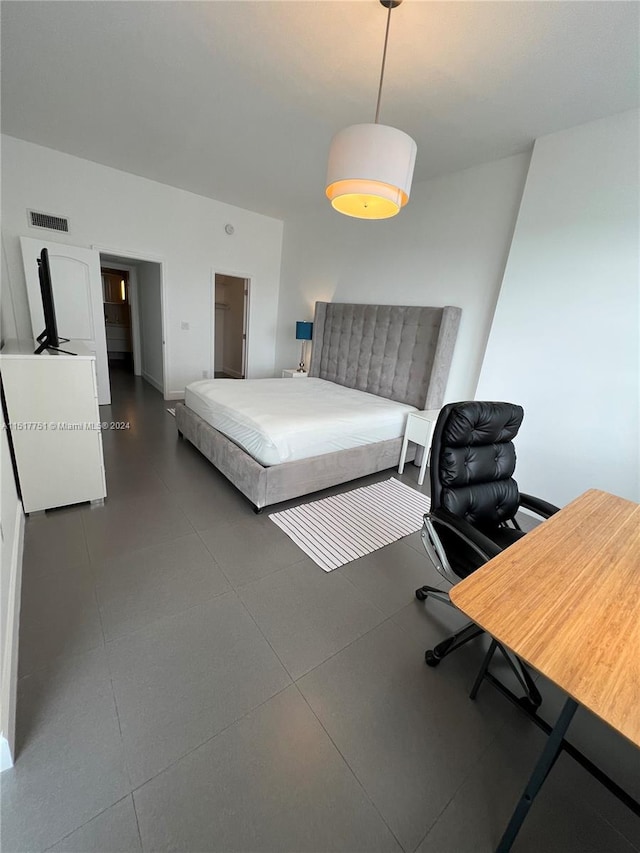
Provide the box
[27,210,70,233]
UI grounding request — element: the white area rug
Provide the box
[270,477,431,572]
[166,408,176,417]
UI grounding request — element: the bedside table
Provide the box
[282,369,308,378]
[398,409,440,486]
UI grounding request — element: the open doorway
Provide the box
[100,254,165,395]
[102,267,133,371]
[214,273,249,379]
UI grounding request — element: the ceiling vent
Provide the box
[27,210,70,233]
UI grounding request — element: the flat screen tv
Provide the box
[34,248,59,353]
[34,248,74,355]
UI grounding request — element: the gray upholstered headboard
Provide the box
[308,302,461,410]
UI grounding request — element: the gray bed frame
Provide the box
[175,302,461,510]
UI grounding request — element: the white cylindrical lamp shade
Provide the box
[326,123,417,219]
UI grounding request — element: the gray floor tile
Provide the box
[93,533,231,641]
[298,619,501,853]
[82,492,193,562]
[403,529,432,557]
[22,508,89,580]
[171,479,254,532]
[546,752,640,852]
[199,514,303,588]
[106,592,291,787]
[238,557,387,679]
[104,461,169,501]
[339,538,447,617]
[134,685,402,853]
[18,560,104,677]
[46,796,142,853]
[416,726,638,853]
[150,438,228,493]
[100,435,156,470]
[1,647,129,853]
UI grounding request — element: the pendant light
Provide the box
[325,0,417,220]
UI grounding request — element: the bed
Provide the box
[175,301,461,510]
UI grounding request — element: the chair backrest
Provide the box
[430,401,524,528]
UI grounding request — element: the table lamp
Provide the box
[295,321,313,372]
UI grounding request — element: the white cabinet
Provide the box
[281,369,308,378]
[1,340,106,513]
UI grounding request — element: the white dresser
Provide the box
[1,340,107,513]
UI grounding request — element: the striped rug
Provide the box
[269,478,431,572]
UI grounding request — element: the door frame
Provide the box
[93,245,168,398]
[211,268,251,380]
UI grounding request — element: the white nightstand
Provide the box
[282,369,308,378]
[398,409,440,486]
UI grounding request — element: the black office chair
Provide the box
[415,401,559,707]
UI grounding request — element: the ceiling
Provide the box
[2,1,638,219]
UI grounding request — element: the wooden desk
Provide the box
[450,489,640,850]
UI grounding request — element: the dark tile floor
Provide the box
[2,368,638,852]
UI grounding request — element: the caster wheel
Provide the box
[425,650,441,667]
[415,589,428,601]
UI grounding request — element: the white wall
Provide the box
[1,240,19,345]
[1,135,284,396]
[0,427,24,770]
[477,110,639,505]
[137,262,164,391]
[275,152,531,402]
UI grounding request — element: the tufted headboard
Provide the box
[308,302,461,410]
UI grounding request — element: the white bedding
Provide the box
[184,378,417,466]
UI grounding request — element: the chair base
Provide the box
[425,622,484,666]
[415,585,484,666]
[415,585,452,606]
[416,584,541,709]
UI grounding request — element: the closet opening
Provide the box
[213,273,249,379]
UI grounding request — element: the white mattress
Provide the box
[184,377,417,466]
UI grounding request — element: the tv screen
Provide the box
[34,248,60,354]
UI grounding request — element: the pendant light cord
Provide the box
[374,1,393,124]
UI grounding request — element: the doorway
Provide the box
[213,273,249,379]
[102,267,133,372]
[99,254,165,395]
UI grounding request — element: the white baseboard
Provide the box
[141,371,163,394]
[0,501,25,772]
[164,390,185,401]
[222,366,243,379]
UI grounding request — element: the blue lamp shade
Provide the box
[295,321,313,341]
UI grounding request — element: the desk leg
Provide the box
[496,697,578,853]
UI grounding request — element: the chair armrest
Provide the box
[518,493,560,519]
[432,509,502,563]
